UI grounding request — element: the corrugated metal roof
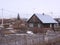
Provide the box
[28,13,58,23]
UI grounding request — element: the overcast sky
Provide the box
[0,0,60,18]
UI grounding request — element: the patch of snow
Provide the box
[9,30,15,33]
[44,36,48,42]
[0,25,4,28]
[7,34,27,36]
[6,27,13,30]
[27,31,34,34]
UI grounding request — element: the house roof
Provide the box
[27,13,58,23]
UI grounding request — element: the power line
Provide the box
[0,8,18,19]
[3,9,18,14]
[0,8,18,14]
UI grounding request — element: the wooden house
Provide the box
[27,14,57,33]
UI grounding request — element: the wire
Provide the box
[0,8,18,14]
[0,8,18,18]
[3,9,18,14]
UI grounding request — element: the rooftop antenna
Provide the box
[33,8,36,14]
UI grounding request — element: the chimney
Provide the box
[42,13,44,15]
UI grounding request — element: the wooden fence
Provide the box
[0,33,60,45]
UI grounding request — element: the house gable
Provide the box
[27,14,42,23]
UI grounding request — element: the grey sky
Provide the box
[0,0,60,18]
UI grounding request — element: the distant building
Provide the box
[54,18,60,26]
[0,18,16,28]
[27,13,57,33]
[54,18,60,31]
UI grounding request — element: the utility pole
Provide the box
[1,8,3,26]
[0,8,4,28]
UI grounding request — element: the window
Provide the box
[38,24,40,27]
[29,23,33,27]
[50,24,52,28]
